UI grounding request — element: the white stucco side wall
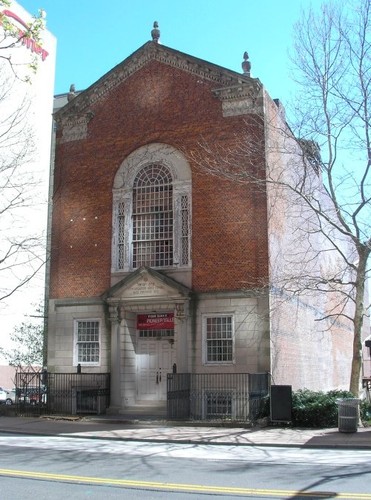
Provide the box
[0,2,56,361]
[264,90,355,391]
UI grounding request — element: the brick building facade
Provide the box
[47,32,364,415]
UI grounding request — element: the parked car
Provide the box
[16,386,47,405]
[0,387,16,405]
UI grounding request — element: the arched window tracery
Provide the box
[112,144,191,272]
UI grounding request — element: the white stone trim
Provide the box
[112,143,192,272]
[202,313,236,365]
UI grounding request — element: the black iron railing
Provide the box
[15,371,110,416]
[167,372,269,421]
[14,370,268,420]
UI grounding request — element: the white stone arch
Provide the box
[112,143,192,272]
[113,143,191,188]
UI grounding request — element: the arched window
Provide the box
[112,143,191,272]
[132,164,173,268]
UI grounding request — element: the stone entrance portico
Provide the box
[104,267,191,413]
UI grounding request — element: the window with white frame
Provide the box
[112,144,191,272]
[74,320,100,365]
[204,315,234,364]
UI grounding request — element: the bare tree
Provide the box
[0,66,46,302]
[1,1,46,77]
[0,2,47,302]
[192,0,370,394]
[289,0,370,395]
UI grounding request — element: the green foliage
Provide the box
[255,395,270,419]
[360,400,371,423]
[0,3,46,77]
[291,389,355,428]
[258,389,363,427]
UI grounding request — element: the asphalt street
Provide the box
[1,433,371,499]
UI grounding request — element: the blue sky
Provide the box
[19,0,324,105]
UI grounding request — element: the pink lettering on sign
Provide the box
[1,9,49,61]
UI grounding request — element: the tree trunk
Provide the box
[349,248,369,395]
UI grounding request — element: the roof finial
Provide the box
[67,83,76,102]
[242,52,251,76]
[151,21,160,43]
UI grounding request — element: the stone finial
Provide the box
[242,52,251,76]
[67,83,76,102]
[151,21,160,43]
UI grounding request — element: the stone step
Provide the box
[120,402,167,417]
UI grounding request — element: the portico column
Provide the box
[108,304,122,412]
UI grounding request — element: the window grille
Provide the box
[180,194,189,265]
[206,391,233,418]
[132,164,173,268]
[139,330,174,338]
[117,201,125,269]
[206,316,233,363]
[112,147,192,272]
[76,321,100,364]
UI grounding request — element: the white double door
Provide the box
[136,338,175,401]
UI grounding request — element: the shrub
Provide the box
[255,395,270,420]
[257,388,365,428]
[360,400,371,423]
[291,389,354,428]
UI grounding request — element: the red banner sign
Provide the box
[137,313,174,330]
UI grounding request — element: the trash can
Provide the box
[337,398,360,433]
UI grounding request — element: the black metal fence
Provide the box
[14,371,110,417]
[13,370,268,420]
[167,372,269,421]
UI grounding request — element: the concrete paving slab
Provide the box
[0,415,370,448]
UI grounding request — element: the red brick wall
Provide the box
[50,60,269,298]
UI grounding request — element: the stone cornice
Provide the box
[212,82,261,101]
[55,42,262,120]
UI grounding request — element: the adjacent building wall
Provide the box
[264,90,358,390]
[0,2,56,362]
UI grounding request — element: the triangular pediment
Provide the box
[55,41,262,121]
[103,267,191,303]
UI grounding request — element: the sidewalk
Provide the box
[0,415,370,448]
